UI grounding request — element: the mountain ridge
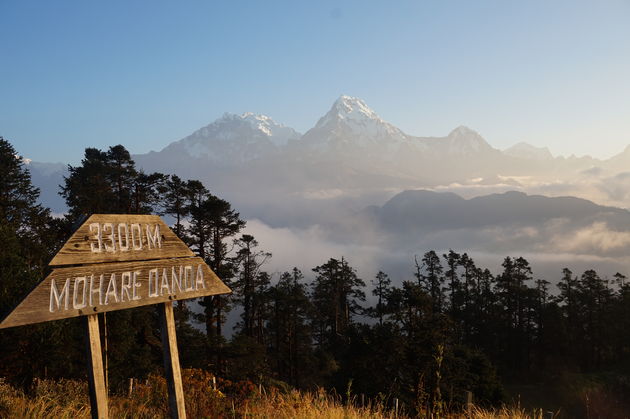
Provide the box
[25,95,630,217]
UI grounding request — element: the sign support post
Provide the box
[84,313,108,419]
[0,214,231,419]
[159,301,186,419]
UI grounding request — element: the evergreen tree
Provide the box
[311,258,365,348]
[267,268,315,387]
[59,144,167,390]
[233,234,271,341]
[415,251,445,313]
[443,250,461,317]
[0,138,82,385]
[369,271,393,326]
[161,174,190,238]
[185,186,245,370]
[575,269,612,369]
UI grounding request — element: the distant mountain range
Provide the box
[128,95,630,222]
[26,95,630,234]
[24,95,630,279]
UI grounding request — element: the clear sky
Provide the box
[1,1,629,164]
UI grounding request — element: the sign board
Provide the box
[49,214,194,266]
[0,214,228,329]
[0,257,229,329]
[0,214,231,419]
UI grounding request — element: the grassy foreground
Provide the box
[0,369,551,419]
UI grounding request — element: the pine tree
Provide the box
[185,186,245,370]
[369,271,393,326]
[61,144,164,218]
[443,250,461,317]
[59,144,167,390]
[268,268,314,387]
[233,234,271,340]
[311,258,365,348]
[161,174,190,238]
[0,137,82,385]
[415,251,445,313]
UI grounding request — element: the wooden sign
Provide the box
[0,214,231,419]
[0,257,229,329]
[50,214,194,266]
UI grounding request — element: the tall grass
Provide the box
[0,371,554,418]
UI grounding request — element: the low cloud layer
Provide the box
[242,213,630,296]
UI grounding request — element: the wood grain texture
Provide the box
[84,314,109,419]
[159,302,187,419]
[0,257,231,329]
[49,214,194,266]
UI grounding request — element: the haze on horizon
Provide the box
[1,1,629,164]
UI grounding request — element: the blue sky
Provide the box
[1,1,629,164]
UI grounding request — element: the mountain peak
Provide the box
[504,142,554,160]
[448,125,479,138]
[161,111,300,164]
[304,95,408,146]
[197,111,299,145]
[444,125,492,153]
[331,95,379,121]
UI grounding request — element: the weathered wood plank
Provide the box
[49,214,194,266]
[84,314,108,419]
[159,302,187,419]
[0,257,231,329]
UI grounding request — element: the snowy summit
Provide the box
[161,112,300,164]
[303,95,409,147]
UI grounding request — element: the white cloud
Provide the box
[551,222,630,254]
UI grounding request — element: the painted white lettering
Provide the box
[118,223,130,252]
[89,274,104,306]
[102,223,116,252]
[171,266,184,294]
[148,268,159,298]
[160,271,171,295]
[72,276,88,309]
[132,271,142,300]
[89,223,102,253]
[146,224,161,250]
[105,274,119,305]
[131,223,143,250]
[120,272,132,302]
[195,265,205,290]
[50,278,70,312]
[184,265,194,291]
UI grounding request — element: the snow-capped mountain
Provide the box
[132,95,598,208]
[30,94,630,223]
[301,95,411,149]
[160,112,300,165]
[146,95,504,170]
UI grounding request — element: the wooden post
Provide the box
[466,390,473,416]
[84,314,108,419]
[159,301,187,419]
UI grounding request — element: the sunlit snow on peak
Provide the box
[308,95,409,147]
[333,95,380,121]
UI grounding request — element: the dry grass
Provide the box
[0,372,555,419]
